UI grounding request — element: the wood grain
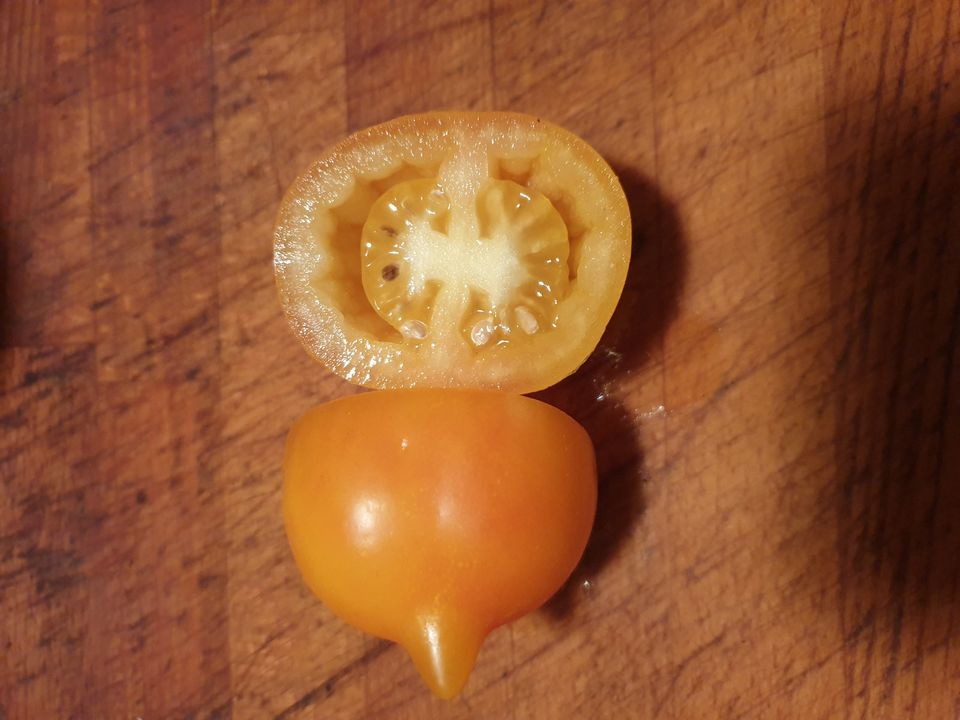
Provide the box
[2,1,958,718]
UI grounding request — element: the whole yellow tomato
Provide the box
[283,389,597,698]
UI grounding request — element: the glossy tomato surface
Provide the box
[283,389,597,697]
[274,112,630,393]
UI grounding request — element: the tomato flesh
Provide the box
[274,112,630,392]
[283,389,597,697]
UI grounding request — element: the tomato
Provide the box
[274,112,630,393]
[283,389,597,698]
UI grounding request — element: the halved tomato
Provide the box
[274,112,630,393]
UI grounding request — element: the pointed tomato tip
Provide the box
[429,672,470,701]
[403,613,486,699]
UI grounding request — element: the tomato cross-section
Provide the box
[274,112,631,393]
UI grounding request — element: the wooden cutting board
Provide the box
[2,1,958,718]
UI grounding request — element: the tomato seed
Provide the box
[470,317,495,346]
[381,264,399,281]
[400,320,427,340]
[515,306,539,335]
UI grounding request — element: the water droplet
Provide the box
[636,404,666,419]
[601,346,624,362]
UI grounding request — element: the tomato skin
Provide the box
[283,389,597,698]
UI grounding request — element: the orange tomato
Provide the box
[283,389,597,697]
[274,112,630,393]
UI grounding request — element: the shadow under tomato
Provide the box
[534,164,686,619]
[792,85,960,690]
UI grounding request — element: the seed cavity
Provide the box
[400,319,427,340]
[361,177,567,351]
